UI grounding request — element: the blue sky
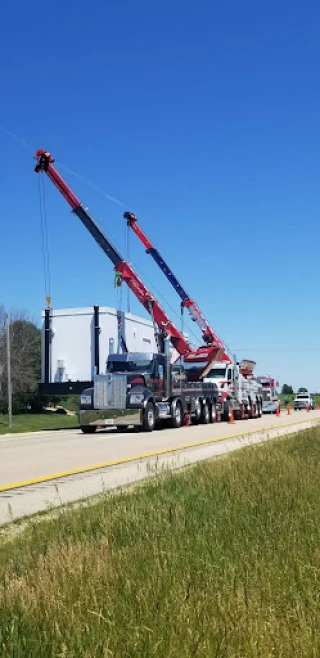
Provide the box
[1,0,320,391]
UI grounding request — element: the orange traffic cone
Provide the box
[306,405,310,413]
[287,404,291,415]
[276,405,280,417]
[183,412,191,426]
[229,408,235,424]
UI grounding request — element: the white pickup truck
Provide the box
[294,392,315,410]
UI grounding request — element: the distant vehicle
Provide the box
[262,395,280,414]
[294,393,315,410]
[256,376,279,414]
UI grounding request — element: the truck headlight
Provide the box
[80,395,92,405]
[130,393,144,405]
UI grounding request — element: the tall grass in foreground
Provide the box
[1,428,320,657]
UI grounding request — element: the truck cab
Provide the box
[79,352,170,432]
[203,361,262,421]
[107,352,169,400]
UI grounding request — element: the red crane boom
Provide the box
[34,150,223,368]
[124,211,228,356]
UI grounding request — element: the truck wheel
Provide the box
[192,399,201,424]
[222,401,230,422]
[257,402,262,418]
[142,402,155,432]
[171,402,182,428]
[209,404,217,423]
[81,426,97,434]
[201,402,210,424]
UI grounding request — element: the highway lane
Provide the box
[1,410,320,488]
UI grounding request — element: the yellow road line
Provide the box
[0,416,318,493]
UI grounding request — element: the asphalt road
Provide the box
[1,410,319,526]
[1,410,319,488]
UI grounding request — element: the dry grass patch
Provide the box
[1,428,320,657]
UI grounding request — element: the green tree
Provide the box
[0,309,42,413]
[281,384,293,395]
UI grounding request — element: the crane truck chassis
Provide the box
[79,352,220,432]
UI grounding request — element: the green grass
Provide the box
[1,427,320,657]
[0,412,78,434]
[56,394,79,412]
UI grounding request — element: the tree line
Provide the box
[281,384,311,395]
[0,306,43,414]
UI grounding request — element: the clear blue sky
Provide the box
[1,0,319,391]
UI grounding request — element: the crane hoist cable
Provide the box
[125,220,131,313]
[38,175,51,308]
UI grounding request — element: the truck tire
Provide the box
[222,401,230,422]
[81,426,97,434]
[142,402,155,432]
[201,402,210,424]
[257,402,262,418]
[210,404,217,423]
[171,402,182,429]
[192,399,201,424]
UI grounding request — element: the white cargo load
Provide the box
[41,306,167,384]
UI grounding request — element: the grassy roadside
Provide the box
[1,427,320,656]
[0,413,78,434]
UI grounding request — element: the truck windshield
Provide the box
[107,360,153,373]
[262,390,271,402]
[204,368,227,379]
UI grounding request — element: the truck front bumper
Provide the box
[79,409,143,428]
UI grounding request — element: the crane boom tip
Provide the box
[34,150,54,172]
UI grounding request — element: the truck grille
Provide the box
[94,374,127,410]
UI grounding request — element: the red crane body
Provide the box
[34,150,223,367]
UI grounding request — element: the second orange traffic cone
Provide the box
[276,405,280,417]
[229,408,235,424]
[287,404,291,415]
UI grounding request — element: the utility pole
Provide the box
[6,315,12,428]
